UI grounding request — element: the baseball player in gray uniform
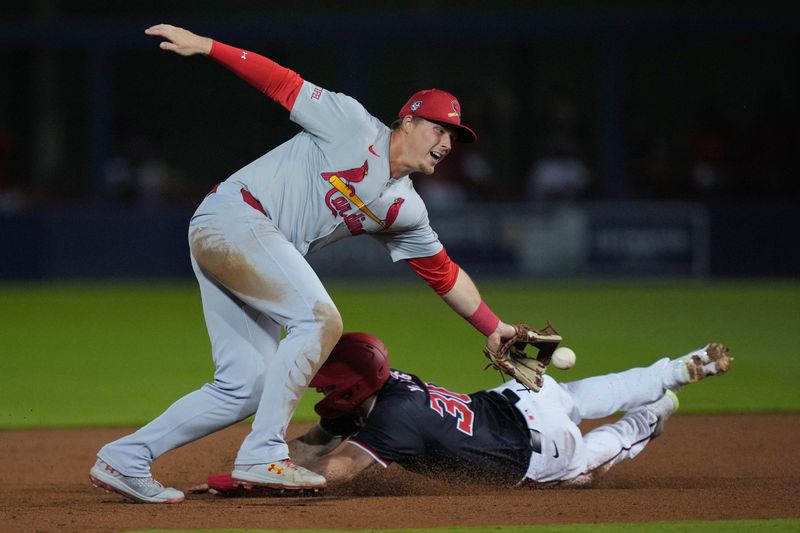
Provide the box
[89,24,517,504]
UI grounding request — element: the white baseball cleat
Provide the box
[678,342,733,383]
[646,390,680,439]
[89,459,185,504]
[232,459,327,490]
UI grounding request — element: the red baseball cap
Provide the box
[398,88,477,143]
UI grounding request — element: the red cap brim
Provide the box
[451,123,477,143]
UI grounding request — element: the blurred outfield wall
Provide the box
[1,199,797,280]
[0,4,798,280]
[0,4,798,204]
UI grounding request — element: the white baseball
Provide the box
[551,347,576,370]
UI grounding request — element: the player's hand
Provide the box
[145,24,213,56]
[484,321,517,355]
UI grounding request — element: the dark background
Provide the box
[0,1,798,278]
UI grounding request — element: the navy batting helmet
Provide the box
[310,332,390,418]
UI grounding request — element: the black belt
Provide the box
[501,389,542,454]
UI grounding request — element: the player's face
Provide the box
[407,119,454,175]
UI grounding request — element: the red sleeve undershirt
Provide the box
[209,40,304,111]
[407,249,500,336]
[406,248,460,296]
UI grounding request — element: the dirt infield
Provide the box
[2,414,799,532]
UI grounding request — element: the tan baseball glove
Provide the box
[483,322,562,392]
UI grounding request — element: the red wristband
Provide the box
[466,301,500,336]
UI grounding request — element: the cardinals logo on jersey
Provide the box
[320,161,369,185]
[321,161,405,235]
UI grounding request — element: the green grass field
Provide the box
[2,280,798,533]
[1,280,798,429]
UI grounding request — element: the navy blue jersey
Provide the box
[349,369,533,485]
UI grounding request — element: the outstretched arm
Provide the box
[288,424,378,485]
[288,423,346,466]
[407,249,516,353]
[306,442,379,484]
[145,24,212,56]
[145,23,303,111]
[442,267,517,353]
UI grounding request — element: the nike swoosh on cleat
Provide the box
[552,441,560,458]
[368,145,380,157]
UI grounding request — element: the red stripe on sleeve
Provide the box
[209,40,303,111]
[406,248,460,296]
[466,300,500,336]
[347,440,389,468]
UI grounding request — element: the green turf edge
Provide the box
[124,518,800,532]
[2,280,799,428]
